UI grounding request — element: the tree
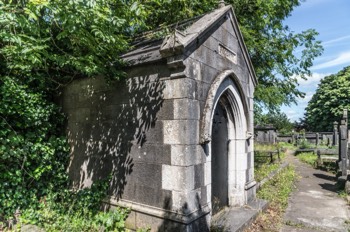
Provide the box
[254,108,294,134]
[293,117,309,132]
[144,0,323,109]
[305,66,350,132]
[0,0,147,219]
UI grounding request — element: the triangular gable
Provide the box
[159,5,257,86]
[122,5,257,86]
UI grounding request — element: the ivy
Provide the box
[0,76,69,220]
[0,0,147,223]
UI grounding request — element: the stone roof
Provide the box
[121,5,257,85]
[255,125,277,131]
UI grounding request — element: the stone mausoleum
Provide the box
[60,4,257,231]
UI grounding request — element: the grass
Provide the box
[297,152,337,173]
[254,143,286,182]
[297,152,317,167]
[278,142,295,149]
[254,163,280,182]
[246,165,297,232]
[255,143,278,152]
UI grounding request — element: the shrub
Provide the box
[0,77,70,221]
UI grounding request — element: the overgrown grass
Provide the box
[297,152,317,167]
[255,163,280,182]
[257,165,296,207]
[278,142,295,149]
[298,151,338,173]
[246,165,297,232]
[12,179,131,232]
[298,139,313,149]
[254,143,285,182]
[255,143,278,151]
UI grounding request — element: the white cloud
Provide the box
[311,51,350,70]
[323,35,350,47]
[285,109,303,121]
[297,73,329,85]
[298,92,314,103]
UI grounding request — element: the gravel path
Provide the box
[280,151,350,232]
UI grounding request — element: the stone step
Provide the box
[211,199,268,232]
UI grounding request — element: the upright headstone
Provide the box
[291,132,295,145]
[333,121,339,146]
[339,110,348,176]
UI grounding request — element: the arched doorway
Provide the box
[200,70,253,215]
[211,99,229,214]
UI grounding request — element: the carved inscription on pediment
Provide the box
[219,44,237,64]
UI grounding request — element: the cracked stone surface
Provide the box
[280,152,350,232]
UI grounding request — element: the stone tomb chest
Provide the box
[61,5,257,231]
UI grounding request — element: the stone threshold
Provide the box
[211,198,268,232]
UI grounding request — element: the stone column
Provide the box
[333,121,338,146]
[316,133,319,146]
[339,110,348,176]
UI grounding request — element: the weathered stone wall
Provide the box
[61,64,177,209]
[277,135,293,143]
[255,130,277,144]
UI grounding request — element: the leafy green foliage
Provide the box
[145,0,323,109]
[21,179,130,232]
[298,138,313,149]
[0,0,147,84]
[255,108,294,134]
[0,76,69,220]
[305,66,350,131]
[0,0,146,222]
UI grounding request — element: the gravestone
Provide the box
[254,125,277,144]
[60,4,257,231]
[338,110,348,179]
[333,121,339,146]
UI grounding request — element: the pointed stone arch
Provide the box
[200,70,249,145]
[200,70,253,212]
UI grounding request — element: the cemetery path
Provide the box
[280,151,350,232]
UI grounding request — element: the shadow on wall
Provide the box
[66,74,165,199]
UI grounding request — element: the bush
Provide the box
[298,138,313,149]
[0,77,70,222]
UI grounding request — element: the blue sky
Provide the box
[280,0,350,121]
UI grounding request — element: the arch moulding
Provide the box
[200,69,249,144]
